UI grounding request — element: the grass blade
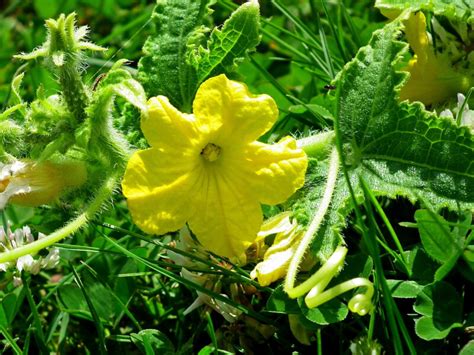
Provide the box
[0,325,23,355]
[71,265,107,355]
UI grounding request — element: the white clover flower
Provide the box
[166,226,208,269]
[181,268,242,323]
[440,93,474,132]
[0,225,60,284]
[167,226,242,323]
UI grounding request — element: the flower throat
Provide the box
[201,143,221,162]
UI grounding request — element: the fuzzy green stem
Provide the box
[289,245,347,298]
[59,63,89,123]
[296,130,335,160]
[284,147,340,297]
[0,174,117,264]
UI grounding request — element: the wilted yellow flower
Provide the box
[122,74,307,262]
[250,212,315,286]
[0,160,87,209]
[399,12,471,105]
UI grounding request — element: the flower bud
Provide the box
[0,160,87,208]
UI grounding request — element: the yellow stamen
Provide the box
[201,143,221,162]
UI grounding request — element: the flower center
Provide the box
[201,143,221,162]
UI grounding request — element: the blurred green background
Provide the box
[0,0,155,107]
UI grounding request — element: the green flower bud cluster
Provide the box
[0,13,146,267]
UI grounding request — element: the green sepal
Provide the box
[14,13,106,63]
[83,65,146,169]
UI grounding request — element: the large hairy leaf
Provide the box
[188,0,260,86]
[292,21,473,260]
[337,21,474,207]
[138,0,212,111]
[138,1,260,113]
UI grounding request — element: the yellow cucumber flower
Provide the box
[250,212,316,287]
[0,160,87,209]
[251,213,304,286]
[122,74,308,262]
[399,12,471,105]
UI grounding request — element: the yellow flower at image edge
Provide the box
[122,74,308,262]
[399,12,471,105]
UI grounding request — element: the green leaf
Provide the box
[375,0,473,23]
[138,0,212,111]
[413,281,461,318]
[413,282,463,340]
[288,103,334,121]
[400,247,439,282]
[292,22,472,261]
[131,329,175,355]
[299,298,348,325]
[460,341,474,355]
[198,345,234,355]
[57,276,121,323]
[386,280,423,298]
[336,253,373,281]
[10,73,24,106]
[266,285,300,314]
[414,316,459,341]
[0,293,17,327]
[414,209,467,281]
[336,21,474,209]
[454,210,472,238]
[4,205,35,227]
[415,209,463,263]
[189,1,261,86]
[290,158,346,261]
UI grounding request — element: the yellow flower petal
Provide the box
[233,137,308,205]
[403,12,430,62]
[257,212,293,238]
[122,149,201,234]
[251,248,295,287]
[193,74,278,145]
[399,12,471,105]
[251,212,317,287]
[122,147,199,195]
[188,168,262,263]
[143,96,202,149]
[251,225,301,287]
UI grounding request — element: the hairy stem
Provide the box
[0,174,118,264]
[284,146,340,297]
[59,62,89,123]
[297,130,335,160]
